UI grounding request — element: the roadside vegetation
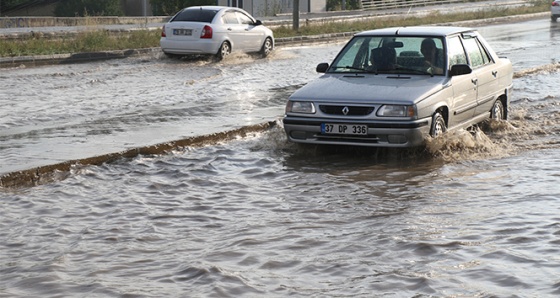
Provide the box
[273,1,549,37]
[0,1,549,58]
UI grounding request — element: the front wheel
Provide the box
[216,41,231,60]
[490,100,505,120]
[260,37,273,58]
[430,112,446,137]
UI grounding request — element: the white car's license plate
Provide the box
[321,123,367,135]
[173,29,192,36]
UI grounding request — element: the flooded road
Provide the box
[1,18,560,297]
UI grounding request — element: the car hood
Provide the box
[290,74,448,104]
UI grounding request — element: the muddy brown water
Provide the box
[1,18,559,297]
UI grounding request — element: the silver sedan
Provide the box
[160,6,274,60]
[283,26,513,148]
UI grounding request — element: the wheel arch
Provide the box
[220,38,233,51]
[434,105,449,126]
[500,87,511,120]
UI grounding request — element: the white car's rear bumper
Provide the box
[160,38,221,55]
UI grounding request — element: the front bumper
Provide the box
[283,116,431,148]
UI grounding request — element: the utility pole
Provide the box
[292,0,299,31]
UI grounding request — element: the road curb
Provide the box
[0,47,161,68]
[0,121,278,189]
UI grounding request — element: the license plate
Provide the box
[321,123,367,135]
[173,29,192,36]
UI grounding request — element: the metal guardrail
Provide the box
[362,0,483,11]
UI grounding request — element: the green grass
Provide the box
[0,1,549,58]
[0,29,161,57]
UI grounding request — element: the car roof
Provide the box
[184,6,240,12]
[355,26,475,37]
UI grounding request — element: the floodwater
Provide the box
[1,18,560,297]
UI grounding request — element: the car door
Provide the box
[236,11,262,51]
[447,35,478,129]
[222,10,245,50]
[462,34,500,117]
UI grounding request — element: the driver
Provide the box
[420,38,444,75]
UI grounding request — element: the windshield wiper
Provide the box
[332,65,384,75]
[331,66,368,72]
[394,66,433,76]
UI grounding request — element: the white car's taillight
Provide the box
[200,25,213,39]
[161,25,166,37]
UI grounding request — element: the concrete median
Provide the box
[0,121,277,189]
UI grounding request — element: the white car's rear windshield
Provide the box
[172,9,218,22]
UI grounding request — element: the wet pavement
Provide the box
[1,17,559,180]
[1,15,560,298]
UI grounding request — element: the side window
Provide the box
[223,11,239,24]
[479,41,492,65]
[447,36,467,67]
[462,36,492,69]
[237,12,254,25]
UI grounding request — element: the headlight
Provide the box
[286,101,316,114]
[377,105,416,118]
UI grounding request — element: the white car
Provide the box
[160,6,274,59]
[283,26,513,148]
[552,0,560,22]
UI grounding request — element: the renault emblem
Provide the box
[342,106,349,115]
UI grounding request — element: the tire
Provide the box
[430,112,446,137]
[260,37,273,58]
[216,41,231,60]
[552,16,558,22]
[490,99,505,120]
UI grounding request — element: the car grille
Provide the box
[319,105,375,116]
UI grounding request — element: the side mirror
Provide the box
[316,63,329,73]
[449,64,472,76]
[254,20,263,26]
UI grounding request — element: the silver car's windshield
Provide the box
[329,36,446,76]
